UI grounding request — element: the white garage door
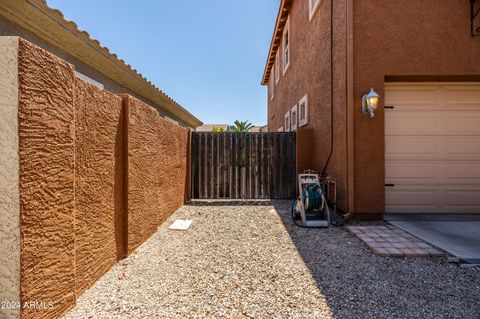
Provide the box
[385,83,480,213]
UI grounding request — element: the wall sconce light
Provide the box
[362,88,380,118]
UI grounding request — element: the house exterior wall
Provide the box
[267,0,349,210]
[0,36,20,319]
[352,0,480,215]
[74,78,125,297]
[0,16,192,128]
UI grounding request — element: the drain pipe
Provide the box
[321,0,334,177]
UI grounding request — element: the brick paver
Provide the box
[347,225,445,257]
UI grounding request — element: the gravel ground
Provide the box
[64,200,480,319]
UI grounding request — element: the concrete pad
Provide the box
[388,219,480,263]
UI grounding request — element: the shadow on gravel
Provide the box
[188,199,275,206]
[271,200,480,319]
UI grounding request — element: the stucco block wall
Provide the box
[74,78,125,297]
[0,36,191,319]
[156,117,189,224]
[18,38,76,319]
[124,96,161,254]
[353,0,480,214]
[0,36,20,319]
[267,0,348,210]
[124,96,189,254]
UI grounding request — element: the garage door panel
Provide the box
[386,163,438,182]
[386,190,436,205]
[446,163,480,181]
[446,114,480,134]
[385,137,438,159]
[385,83,480,213]
[446,139,480,157]
[445,191,480,206]
[386,114,439,135]
[445,87,480,106]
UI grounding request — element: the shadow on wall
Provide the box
[271,201,479,318]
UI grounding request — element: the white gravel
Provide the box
[63,200,480,319]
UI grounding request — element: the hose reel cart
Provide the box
[291,173,331,228]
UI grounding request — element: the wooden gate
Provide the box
[191,132,296,199]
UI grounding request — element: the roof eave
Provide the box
[1,0,202,128]
[261,0,292,85]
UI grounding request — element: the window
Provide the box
[309,0,321,20]
[299,94,309,127]
[291,104,298,131]
[282,17,290,74]
[284,111,291,132]
[269,76,274,100]
[275,51,280,83]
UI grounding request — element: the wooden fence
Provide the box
[191,132,296,199]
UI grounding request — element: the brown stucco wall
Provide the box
[156,117,190,224]
[267,0,348,210]
[124,95,189,254]
[124,95,160,254]
[352,0,480,215]
[8,37,191,319]
[18,38,76,319]
[74,78,125,297]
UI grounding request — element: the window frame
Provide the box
[269,76,274,100]
[275,51,280,84]
[298,94,309,127]
[284,110,291,132]
[282,17,290,75]
[308,0,322,21]
[290,104,298,131]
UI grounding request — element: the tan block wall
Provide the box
[18,38,76,319]
[0,36,20,319]
[74,78,125,297]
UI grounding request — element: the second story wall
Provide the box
[267,0,349,210]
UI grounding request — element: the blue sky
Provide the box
[47,0,279,126]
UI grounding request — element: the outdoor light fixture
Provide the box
[362,88,380,118]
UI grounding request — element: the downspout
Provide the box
[321,0,334,177]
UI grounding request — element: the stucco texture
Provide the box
[156,116,189,224]
[18,38,76,319]
[74,78,125,297]
[124,95,189,254]
[0,36,20,319]
[267,0,348,210]
[353,0,480,214]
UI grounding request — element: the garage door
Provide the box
[385,83,480,213]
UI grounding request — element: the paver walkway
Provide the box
[63,201,480,319]
[347,225,445,257]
